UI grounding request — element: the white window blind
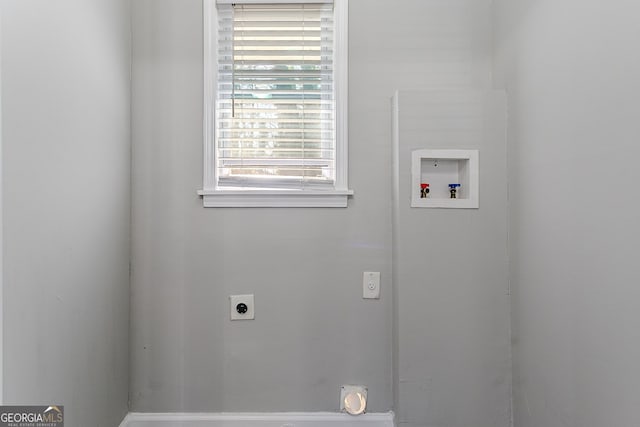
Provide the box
[215,2,336,190]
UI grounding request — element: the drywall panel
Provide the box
[0,4,3,404]
[1,1,131,425]
[130,0,493,413]
[392,90,510,427]
[494,1,640,426]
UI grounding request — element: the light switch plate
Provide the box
[363,272,380,299]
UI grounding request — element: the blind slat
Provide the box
[217,0,333,6]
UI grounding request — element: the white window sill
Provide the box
[197,189,354,208]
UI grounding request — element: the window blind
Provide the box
[215,3,336,190]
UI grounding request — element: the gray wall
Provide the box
[1,1,131,426]
[130,0,496,413]
[494,1,640,426]
[392,91,510,427]
[0,3,4,404]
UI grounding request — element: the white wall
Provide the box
[494,1,640,426]
[130,0,501,414]
[1,1,131,425]
[130,0,392,411]
[393,90,510,427]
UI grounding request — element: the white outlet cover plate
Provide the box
[363,272,381,299]
[230,294,255,320]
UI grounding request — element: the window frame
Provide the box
[199,0,352,208]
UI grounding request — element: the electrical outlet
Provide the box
[363,272,380,299]
[230,294,255,320]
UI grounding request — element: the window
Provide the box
[200,0,351,207]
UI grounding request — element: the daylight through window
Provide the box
[217,3,335,189]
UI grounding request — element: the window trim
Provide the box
[199,0,352,208]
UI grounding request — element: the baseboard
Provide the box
[119,411,395,427]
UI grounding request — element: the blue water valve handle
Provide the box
[449,183,461,199]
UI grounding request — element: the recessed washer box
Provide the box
[411,149,479,209]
